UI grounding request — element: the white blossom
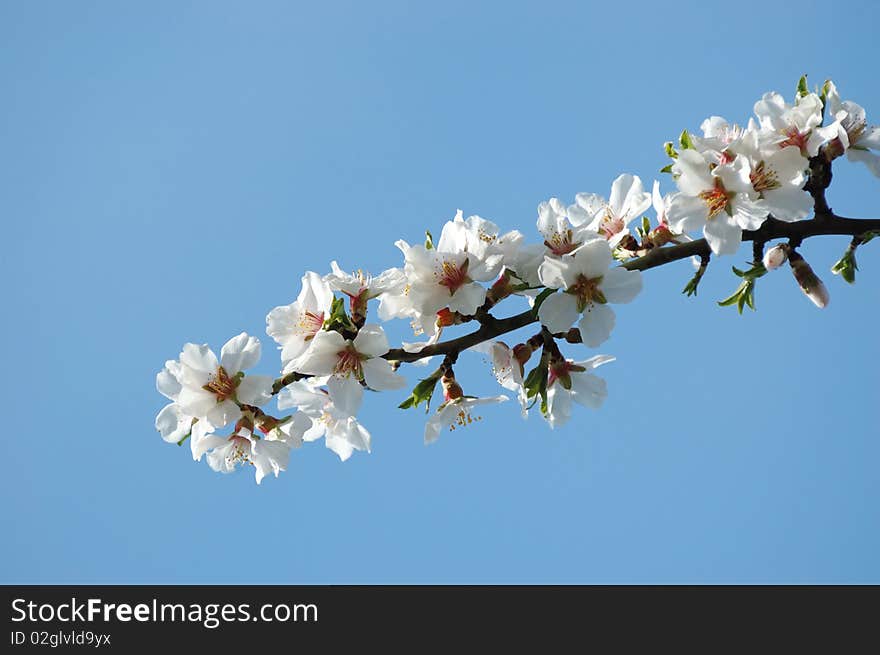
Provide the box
[290,324,405,416]
[737,131,813,222]
[325,262,405,320]
[267,272,334,374]
[473,341,529,416]
[173,333,273,430]
[424,395,509,445]
[753,91,839,157]
[570,174,652,248]
[825,81,880,177]
[536,197,600,257]
[155,359,195,444]
[277,379,372,461]
[394,211,504,325]
[537,239,642,347]
[667,149,768,255]
[192,413,309,484]
[545,355,615,428]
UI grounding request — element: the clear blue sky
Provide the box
[2,0,878,583]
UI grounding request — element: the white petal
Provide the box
[847,148,880,178]
[297,271,334,312]
[362,357,406,391]
[176,386,219,419]
[577,303,616,348]
[667,194,709,233]
[572,239,613,280]
[206,399,241,429]
[546,385,572,428]
[236,375,273,406]
[220,332,261,374]
[353,324,390,358]
[293,330,346,376]
[277,380,325,412]
[538,293,579,334]
[673,150,714,195]
[600,268,642,304]
[327,375,363,416]
[325,435,355,461]
[447,282,486,315]
[155,403,191,443]
[537,256,568,289]
[156,362,182,401]
[732,197,769,231]
[251,439,291,484]
[179,343,218,375]
[703,218,743,256]
[763,186,813,222]
[569,372,608,409]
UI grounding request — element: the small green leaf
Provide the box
[831,249,857,284]
[425,230,434,250]
[860,230,879,245]
[682,265,706,297]
[664,141,678,159]
[659,163,674,174]
[523,355,549,417]
[679,129,695,150]
[398,372,442,412]
[796,74,809,100]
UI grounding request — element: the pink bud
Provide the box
[789,252,830,309]
[762,243,790,271]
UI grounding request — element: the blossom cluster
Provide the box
[155,78,878,483]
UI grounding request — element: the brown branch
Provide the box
[382,213,880,364]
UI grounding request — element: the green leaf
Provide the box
[831,249,857,284]
[679,129,695,150]
[796,74,809,100]
[425,230,434,250]
[398,373,442,412]
[682,266,706,297]
[860,230,879,245]
[717,278,757,314]
[659,163,674,174]
[324,296,356,333]
[523,356,549,417]
[664,141,678,159]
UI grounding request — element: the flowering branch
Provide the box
[154,75,880,484]
[385,212,880,364]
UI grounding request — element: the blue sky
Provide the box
[2,0,878,583]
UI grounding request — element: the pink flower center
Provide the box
[334,345,364,379]
[698,179,733,219]
[225,435,252,465]
[779,127,809,155]
[299,311,325,338]
[749,160,781,194]
[567,274,606,312]
[437,258,471,295]
[202,366,239,401]
[599,211,625,240]
[547,360,575,388]
[544,229,579,256]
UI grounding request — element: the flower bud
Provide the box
[441,369,463,402]
[435,308,458,328]
[512,343,533,367]
[789,251,830,308]
[762,243,790,271]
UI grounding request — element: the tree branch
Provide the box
[383,213,880,364]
